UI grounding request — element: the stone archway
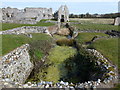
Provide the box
[57,5,69,23]
[61,15,64,22]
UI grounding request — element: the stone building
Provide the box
[2,7,53,24]
[24,7,53,21]
[54,5,69,22]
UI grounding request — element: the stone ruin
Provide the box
[2,7,53,24]
[114,17,120,25]
[1,5,70,24]
[54,5,69,22]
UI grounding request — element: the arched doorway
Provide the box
[61,15,64,22]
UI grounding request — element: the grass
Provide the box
[73,23,119,31]
[0,20,55,31]
[48,46,77,64]
[34,46,77,83]
[76,32,109,44]
[76,33,118,68]
[45,46,77,82]
[53,35,67,40]
[34,49,44,60]
[70,18,119,31]
[69,20,79,22]
[70,18,114,24]
[1,33,52,56]
[88,38,119,68]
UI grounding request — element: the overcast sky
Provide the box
[1,0,120,14]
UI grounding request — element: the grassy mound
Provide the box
[76,33,118,68]
[88,38,118,68]
[76,32,109,44]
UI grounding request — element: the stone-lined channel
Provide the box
[24,24,118,88]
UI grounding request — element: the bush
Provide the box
[26,40,53,82]
[29,40,53,63]
[56,38,75,46]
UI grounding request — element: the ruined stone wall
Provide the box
[114,17,120,25]
[0,26,59,37]
[2,7,53,24]
[1,26,48,35]
[87,49,118,88]
[55,5,69,22]
[1,48,118,88]
[24,7,52,21]
[0,44,33,84]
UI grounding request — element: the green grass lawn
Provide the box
[70,18,114,24]
[1,33,52,56]
[0,20,55,31]
[89,38,118,68]
[76,32,109,44]
[73,23,119,31]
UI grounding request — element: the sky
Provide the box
[1,0,120,14]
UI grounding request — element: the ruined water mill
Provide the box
[24,23,116,88]
[1,5,118,89]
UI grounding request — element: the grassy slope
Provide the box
[76,33,109,44]
[1,21,55,31]
[1,33,52,56]
[90,38,118,68]
[76,33,118,68]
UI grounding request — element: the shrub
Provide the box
[26,40,53,82]
[29,40,53,63]
[56,38,75,46]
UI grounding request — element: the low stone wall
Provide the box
[78,30,107,33]
[0,44,33,85]
[2,19,37,24]
[1,26,48,35]
[105,30,120,37]
[87,49,118,88]
[1,48,118,88]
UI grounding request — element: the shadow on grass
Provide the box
[58,49,105,83]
